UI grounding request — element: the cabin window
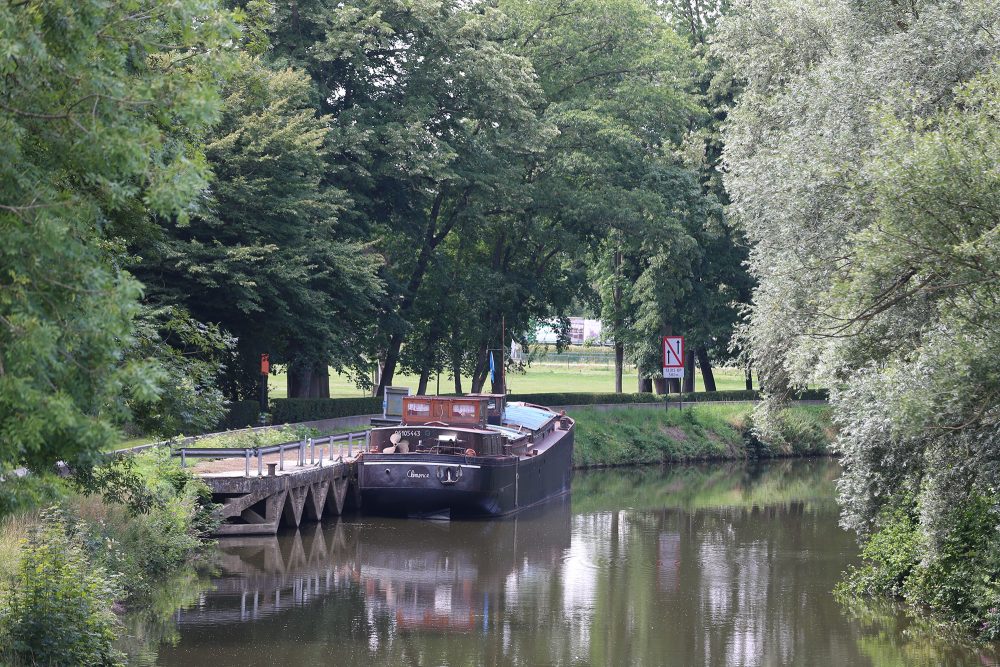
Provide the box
[452,404,476,417]
[407,402,431,416]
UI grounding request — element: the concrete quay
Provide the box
[197,457,359,536]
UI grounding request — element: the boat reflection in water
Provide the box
[357,497,571,632]
[171,495,571,632]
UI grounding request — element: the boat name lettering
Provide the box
[396,430,422,437]
[406,469,430,479]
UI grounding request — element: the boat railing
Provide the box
[172,431,370,476]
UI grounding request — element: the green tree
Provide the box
[124,306,234,437]
[717,0,1000,633]
[127,56,384,399]
[0,0,237,471]
[661,0,751,393]
[258,0,554,396]
[503,0,706,393]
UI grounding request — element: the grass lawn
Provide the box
[268,363,750,398]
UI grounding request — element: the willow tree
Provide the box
[718,0,1000,634]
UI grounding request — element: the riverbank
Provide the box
[0,450,218,665]
[572,403,834,467]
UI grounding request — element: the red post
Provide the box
[259,353,270,417]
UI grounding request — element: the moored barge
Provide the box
[358,394,574,518]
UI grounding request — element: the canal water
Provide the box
[150,460,998,666]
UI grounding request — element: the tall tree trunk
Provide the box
[315,365,330,397]
[682,349,696,393]
[697,346,716,391]
[612,244,624,393]
[287,362,330,398]
[452,349,463,395]
[372,361,382,397]
[745,367,753,391]
[416,368,430,395]
[415,319,444,396]
[375,189,465,397]
[614,342,624,393]
[471,345,490,393]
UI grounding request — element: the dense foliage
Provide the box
[0,452,219,663]
[0,0,238,470]
[717,0,1000,635]
[2,0,750,476]
[0,509,124,666]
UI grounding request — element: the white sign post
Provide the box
[662,336,685,409]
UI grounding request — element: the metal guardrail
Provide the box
[172,431,370,477]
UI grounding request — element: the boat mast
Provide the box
[501,314,506,395]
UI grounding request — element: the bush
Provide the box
[0,508,124,667]
[839,495,1000,640]
[0,474,67,517]
[902,495,1000,634]
[839,507,921,598]
[192,425,316,450]
[72,449,218,600]
[269,397,381,424]
[792,388,829,401]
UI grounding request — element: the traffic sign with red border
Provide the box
[662,336,684,368]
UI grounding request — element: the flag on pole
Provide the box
[489,350,496,384]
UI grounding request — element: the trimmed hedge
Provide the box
[264,389,829,425]
[512,389,783,405]
[792,388,829,401]
[270,397,381,425]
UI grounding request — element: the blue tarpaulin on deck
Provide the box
[503,403,557,431]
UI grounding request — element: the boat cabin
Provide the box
[401,396,489,428]
[465,393,506,425]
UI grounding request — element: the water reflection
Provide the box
[155,460,1000,666]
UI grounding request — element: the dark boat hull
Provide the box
[359,428,574,518]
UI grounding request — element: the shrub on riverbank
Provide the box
[0,509,124,666]
[839,494,1000,642]
[0,450,218,660]
[191,424,317,450]
[73,450,219,601]
[572,404,832,467]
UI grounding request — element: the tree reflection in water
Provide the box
[153,460,999,667]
